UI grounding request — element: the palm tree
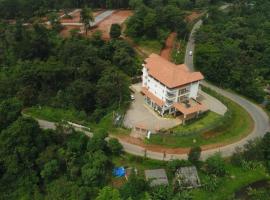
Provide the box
[80,7,94,36]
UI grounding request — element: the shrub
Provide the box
[108,138,123,155]
[203,175,220,192]
[188,146,201,164]
[167,159,191,174]
[205,153,226,177]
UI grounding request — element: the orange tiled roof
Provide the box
[144,54,204,88]
[141,87,165,107]
[173,102,205,115]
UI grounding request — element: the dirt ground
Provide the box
[114,132,251,155]
[90,10,133,40]
[186,11,203,22]
[160,32,177,61]
[60,25,82,37]
[60,10,103,23]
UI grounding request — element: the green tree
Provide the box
[0,98,22,130]
[96,67,130,109]
[96,186,122,200]
[41,159,60,181]
[110,23,122,39]
[188,146,201,164]
[120,172,149,199]
[0,117,45,174]
[108,138,123,155]
[80,7,94,35]
[262,132,270,172]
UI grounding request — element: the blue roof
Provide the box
[113,167,125,177]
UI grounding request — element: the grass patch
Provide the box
[23,106,90,125]
[192,163,268,200]
[134,38,163,54]
[147,87,253,148]
[24,106,131,135]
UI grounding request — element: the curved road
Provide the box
[120,19,270,160]
[33,18,270,161]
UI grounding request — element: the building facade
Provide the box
[141,54,206,121]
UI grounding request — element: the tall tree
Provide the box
[80,7,94,35]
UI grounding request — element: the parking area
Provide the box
[123,83,227,135]
[123,83,182,133]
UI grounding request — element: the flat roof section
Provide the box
[173,100,205,115]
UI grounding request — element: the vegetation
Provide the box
[195,0,270,102]
[126,0,189,50]
[188,146,201,164]
[0,0,130,20]
[171,39,187,64]
[110,24,122,39]
[0,20,141,122]
[80,7,94,35]
[147,87,253,147]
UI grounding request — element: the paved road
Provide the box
[121,18,269,160]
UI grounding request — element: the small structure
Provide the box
[145,169,169,187]
[175,166,201,189]
[113,167,125,177]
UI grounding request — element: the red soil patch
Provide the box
[114,133,251,155]
[60,25,82,37]
[160,32,177,61]
[186,11,203,22]
[90,10,133,40]
[60,10,103,23]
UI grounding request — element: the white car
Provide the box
[130,94,135,100]
[189,50,193,56]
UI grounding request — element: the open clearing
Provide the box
[59,9,103,23]
[90,10,133,39]
[160,32,177,61]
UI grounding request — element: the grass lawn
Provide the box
[112,154,269,200]
[192,163,269,200]
[134,38,163,54]
[24,106,131,135]
[171,39,187,64]
[147,87,254,148]
[23,106,90,125]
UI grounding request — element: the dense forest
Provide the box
[0,21,141,121]
[0,0,130,19]
[195,0,270,102]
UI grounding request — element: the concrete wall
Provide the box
[189,81,200,99]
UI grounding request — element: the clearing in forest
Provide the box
[90,10,133,39]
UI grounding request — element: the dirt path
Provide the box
[160,32,177,61]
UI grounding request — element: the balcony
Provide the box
[165,99,174,106]
[166,90,177,99]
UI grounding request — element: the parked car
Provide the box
[130,94,135,100]
[189,50,193,56]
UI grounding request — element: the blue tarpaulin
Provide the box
[113,167,125,177]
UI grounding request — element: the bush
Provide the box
[167,159,191,174]
[202,175,220,192]
[108,138,123,155]
[110,23,121,39]
[188,146,201,164]
[205,153,226,177]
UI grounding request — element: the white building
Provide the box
[141,54,206,121]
